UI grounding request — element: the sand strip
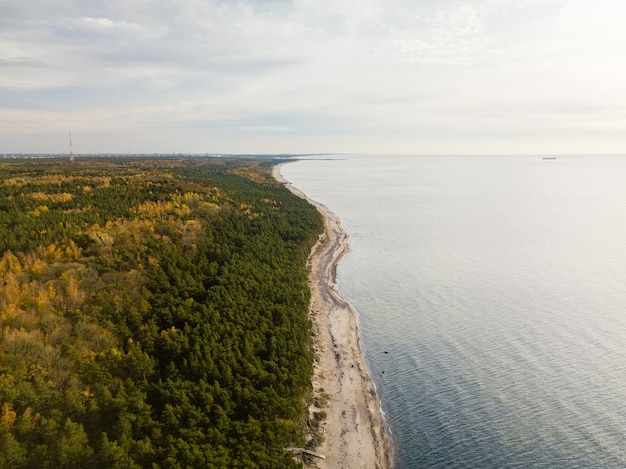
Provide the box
[274,163,393,469]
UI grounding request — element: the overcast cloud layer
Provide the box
[1,0,626,154]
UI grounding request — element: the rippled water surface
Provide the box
[281,155,626,468]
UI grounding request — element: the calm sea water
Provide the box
[281,155,626,469]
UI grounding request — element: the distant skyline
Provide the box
[2,0,626,155]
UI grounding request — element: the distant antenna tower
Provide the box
[69,130,75,164]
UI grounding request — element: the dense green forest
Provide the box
[0,157,323,468]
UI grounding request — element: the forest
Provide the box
[0,157,323,468]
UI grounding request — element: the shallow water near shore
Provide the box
[281,155,626,468]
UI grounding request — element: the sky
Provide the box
[2,0,626,155]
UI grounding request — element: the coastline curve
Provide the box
[274,162,393,469]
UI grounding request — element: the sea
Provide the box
[281,155,626,469]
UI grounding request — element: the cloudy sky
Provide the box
[2,0,626,154]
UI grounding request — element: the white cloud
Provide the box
[551,0,626,47]
[1,0,626,154]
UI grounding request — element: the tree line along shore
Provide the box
[0,157,324,468]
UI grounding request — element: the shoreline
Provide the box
[274,163,393,469]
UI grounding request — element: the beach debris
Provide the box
[285,447,326,460]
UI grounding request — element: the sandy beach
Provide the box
[274,164,392,469]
